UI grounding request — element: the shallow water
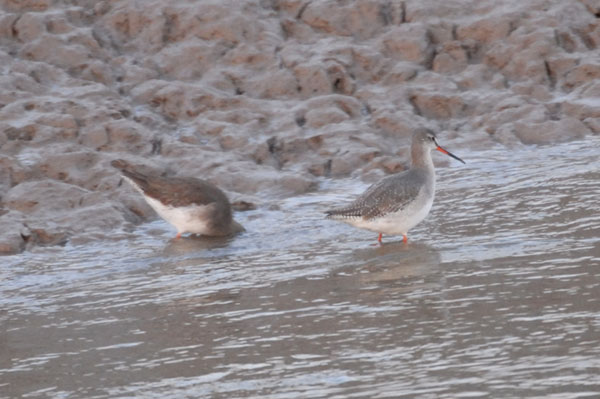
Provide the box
[2,137,600,399]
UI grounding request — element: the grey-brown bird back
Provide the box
[111,160,231,211]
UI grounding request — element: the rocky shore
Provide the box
[0,0,598,254]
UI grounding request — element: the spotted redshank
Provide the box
[325,128,465,244]
[112,160,244,238]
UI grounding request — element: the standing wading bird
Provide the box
[325,128,465,244]
[112,160,244,239]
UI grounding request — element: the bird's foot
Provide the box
[370,233,383,246]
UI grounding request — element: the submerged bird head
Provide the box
[412,128,465,164]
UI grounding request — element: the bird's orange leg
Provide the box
[370,233,383,247]
[402,234,408,243]
[175,232,182,239]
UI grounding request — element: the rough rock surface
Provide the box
[0,0,598,253]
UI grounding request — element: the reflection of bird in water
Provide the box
[161,234,234,256]
[112,159,244,239]
[313,241,444,300]
[326,128,465,244]
[350,241,441,281]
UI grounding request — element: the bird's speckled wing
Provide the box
[326,170,423,220]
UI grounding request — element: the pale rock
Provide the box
[554,30,582,53]
[483,104,548,135]
[194,7,257,45]
[0,14,19,40]
[193,118,227,137]
[380,23,433,65]
[300,2,349,36]
[579,0,600,14]
[454,64,504,90]
[0,130,7,149]
[580,80,600,98]
[148,84,186,119]
[583,118,600,134]
[219,134,249,151]
[305,107,349,129]
[80,60,114,85]
[326,61,356,95]
[382,62,418,85]
[224,42,277,69]
[101,4,161,47]
[1,0,50,12]
[307,160,331,177]
[405,2,471,21]
[514,118,590,145]
[546,56,579,84]
[366,155,406,174]
[348,44,387,82]
[411,70,458,91]
[296,95,361,129]
[129,79,168,104]
[0,213,27,255]
[35,113,78,130]
[22,223,68,246]
[3,124,37,142]
[273,0,306,16]
[67,28,106,56]
[409,91,467,119]
[329,156,355,177]
[2,71,45,94]
[63,199,135,231]
[561,99,600,120]
[371,109,418,136]
[245,68,298,98]
[0,155,15,192]
[499,29,558,83]
[103,119,154,153]
[45,13,72,34]
[303,94,362,120]
[581,22,600,49]
[36,151,100,186]
[293,62,332,97]
[13,12,45,42]
[277,173,317,195]
[484,42,513,70]
[216,163,316,197]
[154,40,220,80]
[456,16,514,44]
[20,34,90,70]
[4,180,90,214]
[563,63,600,91]
[433,41,468,74]
[280,18,315,42]
[511,83,553,102]
[12,58,70,86]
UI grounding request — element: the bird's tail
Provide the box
[325,207,362,219]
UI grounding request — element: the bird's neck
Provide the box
[411,145,434,171]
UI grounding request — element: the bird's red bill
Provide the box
[436,146,465,164]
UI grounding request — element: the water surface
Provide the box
[2,137,600,398]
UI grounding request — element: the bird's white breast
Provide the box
[145,196,212,234]
[345,187,434,236]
